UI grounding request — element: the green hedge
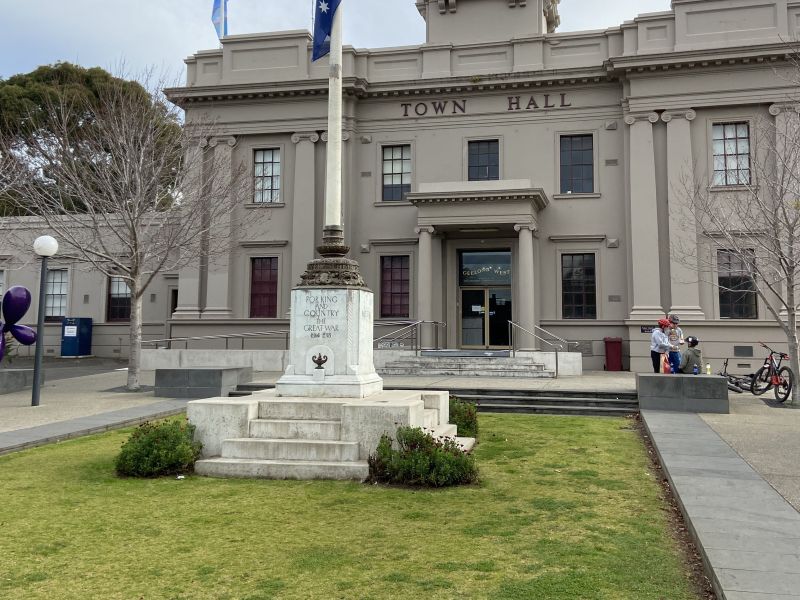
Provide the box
[368,426,478,487]
[449,397,478,438]
[115,420,202,478]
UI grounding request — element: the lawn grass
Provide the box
[0,414,698,599]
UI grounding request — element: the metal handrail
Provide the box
[374,320,447,355]
[507,320,576,378]
[532,325,579,351]
[143,330,290,350]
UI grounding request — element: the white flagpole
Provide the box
[324,4,343,230]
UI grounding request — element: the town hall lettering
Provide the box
[400,94,571,117]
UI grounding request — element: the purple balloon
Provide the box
[9,324,36,346]
[2,286,32,326]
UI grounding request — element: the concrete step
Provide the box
[466,395,638,410]
[431,423,458,438]
[379,367,554,378]
[195,457,368,480]
[221,438,360,462]
[455,437,476,452]
[249,419,341,440]
[258,400,344,421]
[228,390,252,397]
[237,383,275,392]
[477,404,635,417]
[385,357,546,368]
[424,408,439,429]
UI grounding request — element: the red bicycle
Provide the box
[750,342,793,403]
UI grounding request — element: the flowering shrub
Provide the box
[449,397,478,438]
[367,426,478,487]
[115,420,202,478]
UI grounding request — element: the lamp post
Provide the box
[31,235,58,407]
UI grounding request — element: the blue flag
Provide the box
[212,0,228,38]
[312,0,342,61]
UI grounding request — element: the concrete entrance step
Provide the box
[384,357,546,367]
[249,418,342,440]
[380,367,554,378]
[258,399,344,420]
[195,457,369,480]
[228,383,276,397]
[222,438,360,462]
[421,350,511,358]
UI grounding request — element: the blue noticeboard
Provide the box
[61,318,93,357]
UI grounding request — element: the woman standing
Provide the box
[650,318,673,373]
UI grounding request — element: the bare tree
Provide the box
[673,96,800,404]
[0,72,248,390]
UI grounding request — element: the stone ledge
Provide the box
[155,367,253,399]
[637,373,729,414]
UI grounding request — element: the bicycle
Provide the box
[718,358,752,394]
[750,342,794,403]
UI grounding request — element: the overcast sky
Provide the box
[0,0,672,80]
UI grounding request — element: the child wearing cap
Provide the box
[679,336,703,374]
[650,318,674,373]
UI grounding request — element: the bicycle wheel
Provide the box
[750,367,772,395]
[774,366,793,403]
[727,380,743,393]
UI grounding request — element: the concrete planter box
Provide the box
[0,369,43,395]
[154,367,253,399]
[636,373,729,414]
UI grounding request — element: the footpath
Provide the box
[1,367,799,599]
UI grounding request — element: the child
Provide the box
[650,318,673,373]
[666,314,684,374]
[679,336,703,374]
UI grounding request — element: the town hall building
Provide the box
[4,0,800,372]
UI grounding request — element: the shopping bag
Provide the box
[660,354,672,374]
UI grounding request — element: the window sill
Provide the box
[553,193,601,200]
[374,201,413,207]
[708,185,756,193]
[245,202,285,209]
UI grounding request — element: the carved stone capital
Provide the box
[415,226,435,236]
[297,225,367,289]
[624,112,659,126]
[769,103,800,116]
[291,132,320,144]
[661,109,696,123]
[514,223,537,233]
[320,131,352,143]
[209,136,237,148]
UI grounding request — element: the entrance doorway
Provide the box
[459,250,512,348]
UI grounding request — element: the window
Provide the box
[712,123,751,186]
[45,269,68,322]
[561,253,596,319]
[380,255,410,318]
[718,249,757,319]
[382,145,411,201]
[468,140,499,181]
[560,134,594,194]
[250,257,278,318]
[254,149,281,203]
[107,276,131,322]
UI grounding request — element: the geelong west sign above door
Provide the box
[400,93,572,117]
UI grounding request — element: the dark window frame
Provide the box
[253,148,281,204]
[467,139,500,181]
[560,134,595,194]
[380,255,411,318]
[106,276,132,322]
[381,144,412,202]
[712,122,751,187]
[44,268,68,323]
[718,249,758,319]
[561,253,597,320]
[250,257,279,318]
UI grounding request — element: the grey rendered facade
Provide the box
[4,0,800,371]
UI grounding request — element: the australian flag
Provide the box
[312,0,342,61]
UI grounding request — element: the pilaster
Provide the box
[624,112,664,320]
[661,109,704,320]
[203,135,237,318]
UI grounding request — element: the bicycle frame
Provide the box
[758,342,789,384]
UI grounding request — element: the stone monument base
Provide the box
[188,388,474,480]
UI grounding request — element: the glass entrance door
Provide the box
[459,250,512,349]
[460,288,513,348]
